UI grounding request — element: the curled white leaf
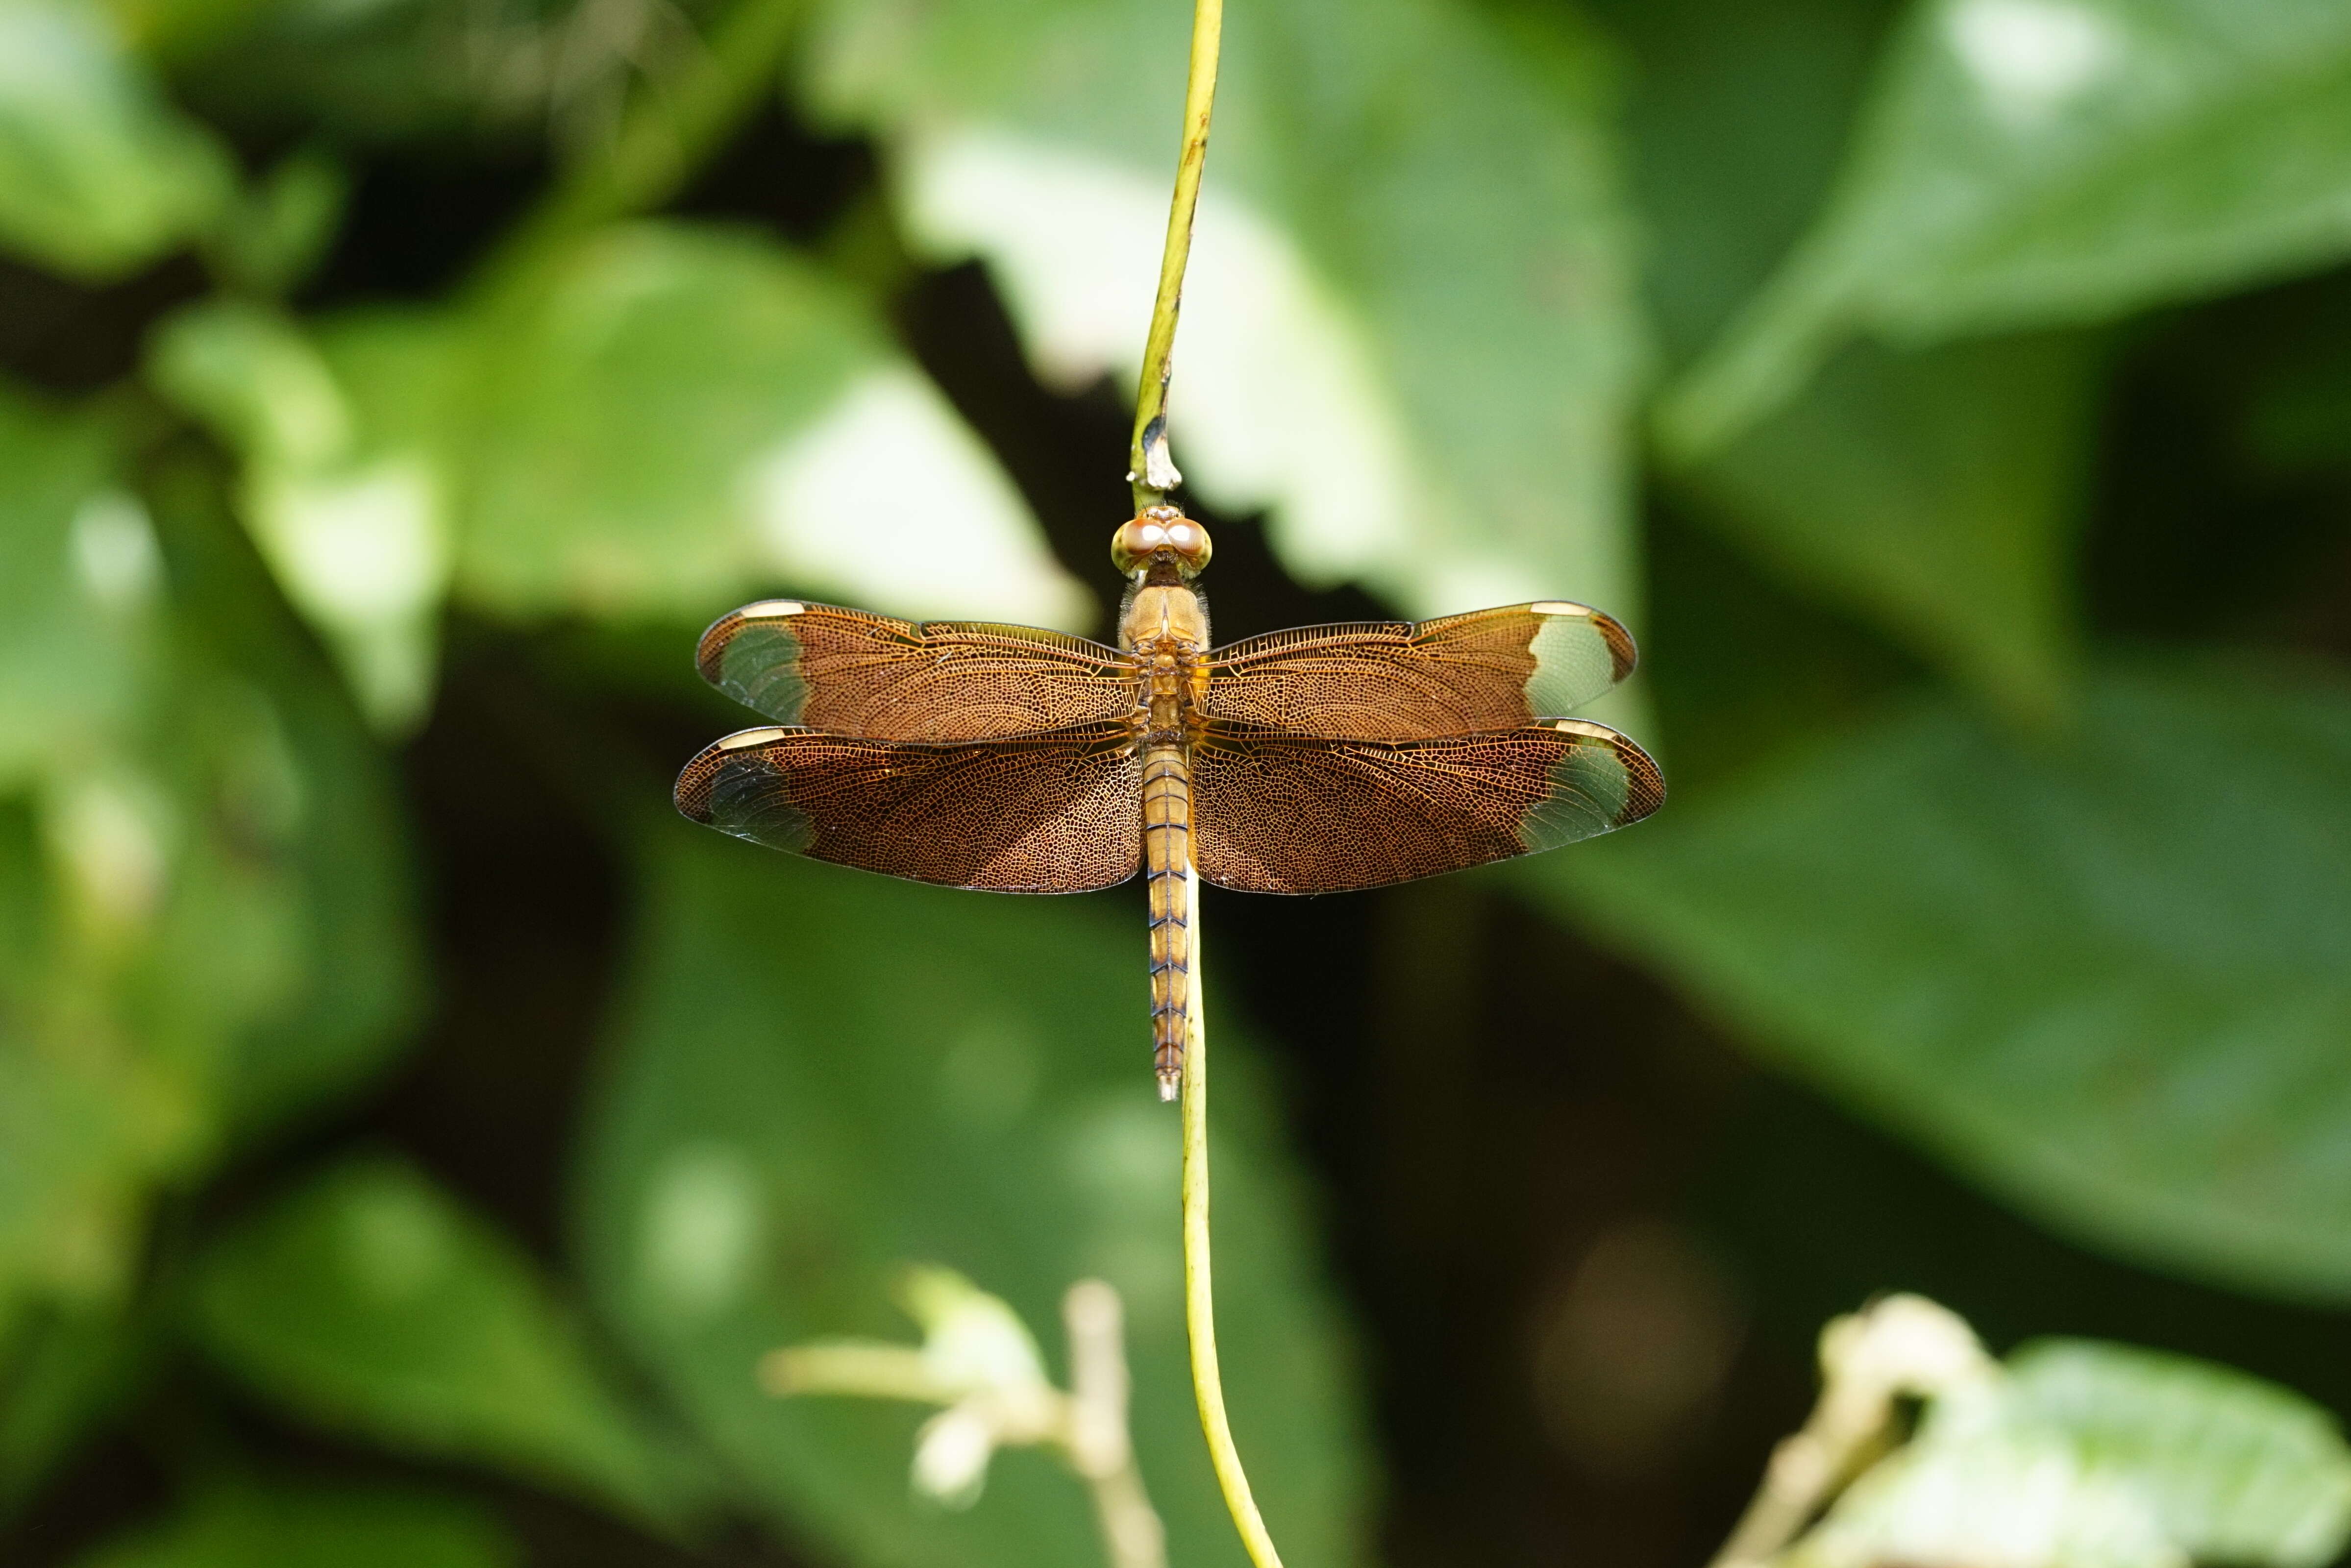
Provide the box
[911,1402,999,1508]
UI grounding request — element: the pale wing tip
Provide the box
[1525,601,1640,689]
[675,728,799,821]
[694,599,812,683]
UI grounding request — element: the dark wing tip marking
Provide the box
[1545,718,1665,829]
[673,768,711,822]
[673,745,731,822]
[674,726,807,832]
[1589,610,1638,684]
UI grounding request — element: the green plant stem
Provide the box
[1140,4,1266,1554]
[474,0,806,294]
[1180,864,1285,1568]
[1128,0,1225,511]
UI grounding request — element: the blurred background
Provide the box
[5,0,2351,1564]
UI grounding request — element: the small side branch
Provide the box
[1708,1294,1995,1568]
[1180,864,1285,1568]
[1127,0,1225,511]
[1066,1281,1168,1568]
[759,1274,1167,1568]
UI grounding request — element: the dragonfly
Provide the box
[676,508,1663,1098]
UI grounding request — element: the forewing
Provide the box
[696,600,1136,739]
[1203,602,1635,739]
[675,722,1141,892]
[1192,719,1662,893]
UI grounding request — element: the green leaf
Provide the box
[0,786,199,1332]
[576,828,1375,1568]
[150,300,455,731]
[802,0,1644,618]
[1596,0,2092,714]
[0,388,185,1324]
[0,384,152,789]
[1665,0,2351,450]
[453,223,1085,630]
[1790,1339,2351,1568]
[1677,331,2103,718]
[186,1157,690,1526]
[0,403,416,1333]
[1592,0,1901,368]
[150,223,1089,725]
[166,0,600,144]
[5,615,411,1307]
[1537,656,2351,1302]
[150,468,426,1132]
[201,145,349,300]
[0,0,232,280]
[73,1481,518,1568]
[2005,1340,2351,1563]
[1792,1409,2181,1568]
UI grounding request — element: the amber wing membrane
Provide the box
[1191,718,1663,893]
[696,600,1138,739]
[1201,602,1635,740]
[675,721,1143,892]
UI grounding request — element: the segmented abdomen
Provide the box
[1141,742,1191,1099]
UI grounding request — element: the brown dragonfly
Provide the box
[676,508,1663,1097]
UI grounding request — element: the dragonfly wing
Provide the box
[1191,719,1661,893]
[676,721,1142,892]
[1202,602,1635,739]
[697,600,1137,739]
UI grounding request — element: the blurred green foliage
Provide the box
[189,1155,697,1525]
[579,834,1364,1568]
[76,1481,519,1568]
[1546,656,2351,1301]
[1793,1333,2351,1568]
[0,0,2347,1563]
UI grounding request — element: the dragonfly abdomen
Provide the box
[1140,740,1193,1099]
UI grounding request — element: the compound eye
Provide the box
[1109,509,1213,575]
[1109,517,1154,573]
[1162,518,1212,573]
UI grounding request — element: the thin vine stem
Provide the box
[1129,0,1225,510]
[1142,3,1264,1553]
[1181,864,1285,1568]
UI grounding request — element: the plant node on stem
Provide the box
[1127,0,1225,512]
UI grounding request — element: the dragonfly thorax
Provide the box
[1120,584,1210,743]
[1118,583,1210,655]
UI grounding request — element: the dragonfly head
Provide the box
[1112,507,1213,581]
